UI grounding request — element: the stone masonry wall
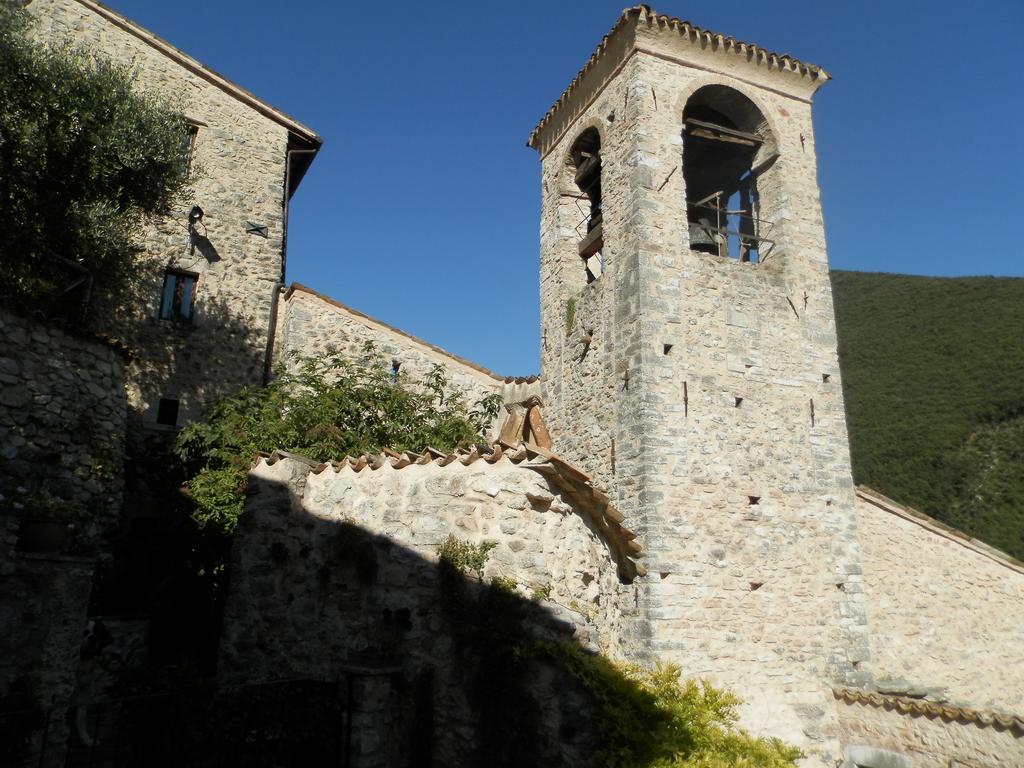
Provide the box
[275,285,537,406]
[220,454,637,766]
[856,492,1024,713]
[0,308,126,551]
[534,12,865,765]
[29,0,300,435]
[836,698,1024,768]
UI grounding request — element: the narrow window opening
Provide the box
[810,398,816,427]
[156,397,180,427]
[391,359,401,382]
[568,129,604,283]
[683,86,778,263]
[663,343,673,355]
[159,269,198,322]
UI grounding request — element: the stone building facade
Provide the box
[530,7,866,763]
[222,6,1023,767]
[272,283,540,407]
[8,2,1023,767]
[27,0,321,443]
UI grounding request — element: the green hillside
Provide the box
[831,271,1024,560]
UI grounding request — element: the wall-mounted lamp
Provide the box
[188,205,204,225]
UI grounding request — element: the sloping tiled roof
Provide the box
[284,284,539,386]
[72,0,321,145]
[856,486,1024,575]
[527,4,829,150]
[834,687,1024,734]
[256,442,645,582]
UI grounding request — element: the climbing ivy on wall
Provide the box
[174,348,502,532]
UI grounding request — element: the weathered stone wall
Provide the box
[836,698,1024,768]
[275,285,538,406]
[534,10,865,764]
[856,490,1024,713]
[220,453,637,766]
[0,554,94,767]
[28,0,306,436]
[0,308,125,551]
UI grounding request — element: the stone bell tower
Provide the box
[528,6,870,764]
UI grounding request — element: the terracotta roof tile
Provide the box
[834,687,1024,733]
[528,5,829,151]
[255,442,644,582]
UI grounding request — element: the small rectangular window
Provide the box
[159,270,197,322]
[156,398,180,427]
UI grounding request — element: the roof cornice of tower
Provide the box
[527,5,830,155]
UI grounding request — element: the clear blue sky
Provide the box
[108,0,1024,376]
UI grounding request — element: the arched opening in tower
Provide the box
[567,128,604,283]
[683,85,779,263]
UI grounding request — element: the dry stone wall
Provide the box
[220,454,637,766]
[534,13,865,764]
[29,0,300,436]
[0,554,94,766]
[0,308,126,552]
[856,492,1024,713]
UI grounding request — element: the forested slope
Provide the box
[831,271,1024,560]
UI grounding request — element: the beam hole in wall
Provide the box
[822,373,831,383]
[747,495,760,506]
[734,396,743,408]
[663,343,673,355]
[749,581,764,591]
[156,397,180,427]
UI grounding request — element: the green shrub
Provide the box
[437,534,497,580]
[0,4,191,325]
[175,348,502,532]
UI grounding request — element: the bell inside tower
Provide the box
[683,85,779,263]
[567,128,604,283]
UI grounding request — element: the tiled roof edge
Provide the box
[71,0,322,145]
[527,5,828,150]
[284,283,521,384]
[833,687,1024,733]
[254,443,644,581]
[855,486,1024,576]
